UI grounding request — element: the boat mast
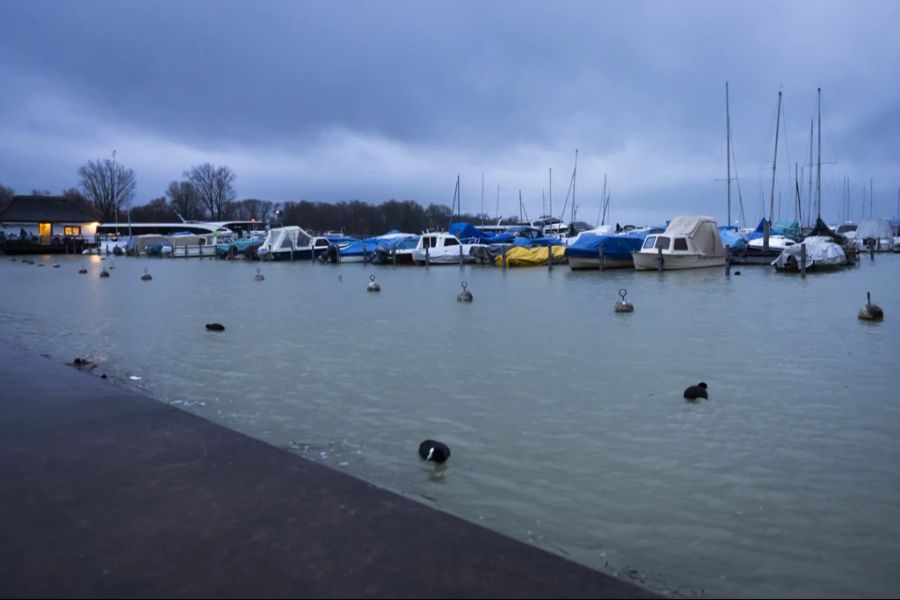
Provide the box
[726,82,732,227]
[795,163,802,224]
[807,120,814,227]
[480,173,485,226]
[869,178,873,219]
[572,149,578,224]
[549,168,553,222]
[816,88,822,220]
[766,90,782,250]
[496,185,500,223]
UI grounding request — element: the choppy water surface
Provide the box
[2,253,899,597]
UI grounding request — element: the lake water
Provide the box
[2,253,899,598]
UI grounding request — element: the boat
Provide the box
[565,226,664,270]
[257,226,332,261]
[632,216,727,271]
[498,244,566,267]
[411,232,478,265]
[772,236,848,272]
[339,231,418,263]
[853,218,894,252]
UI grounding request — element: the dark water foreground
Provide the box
[0,339,654,599]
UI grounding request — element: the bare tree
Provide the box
[0,184,13,204]
[165,180,202,221]
[78,158,136,221]
[186,163,236,220]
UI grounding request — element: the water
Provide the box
[2,253,899,598]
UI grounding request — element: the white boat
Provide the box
[772,236,848,271]
[747,235,798,251]
[257,226,331,261]
[632,216,727,271]
[411,232,477,265]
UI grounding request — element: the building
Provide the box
[0,195,99,254]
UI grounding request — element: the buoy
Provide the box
[205,323,225,332]
[684,382,708,401]
[734,270,741,276]
[367,274,380,292]
[99,269,110,278]
[418,439,451,464]
[141,268,152,281]
[457,280,473,302]
[614,288,634,313]
[78,266,88,274]
[858,291,884,321]
[255,267,265,281]
[53,263,60,268]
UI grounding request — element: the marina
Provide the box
[1,252,899,597]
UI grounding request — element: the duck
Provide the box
[683,382,708,401]
[418,439,450,464]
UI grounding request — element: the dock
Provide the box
[0,339,655,598]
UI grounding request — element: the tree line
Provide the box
[2,158,494,236]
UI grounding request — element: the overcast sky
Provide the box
[2,0,898,226]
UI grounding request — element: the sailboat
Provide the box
[731,90,799,264]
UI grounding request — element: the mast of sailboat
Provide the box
[726,82,732,227]
[598,173,607,226]
[897,185,899,220]
[807,120,814,227]
[766,90,782,250]
[549,168,553,223]
[572,149,578,224]
[496,186,500,223]
[795,163,802,224]
[518,190,523,223]
[816,88,822,220]
[869,179,873,219]
[480,173,485,226]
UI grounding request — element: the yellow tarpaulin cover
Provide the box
[495,245,567,267]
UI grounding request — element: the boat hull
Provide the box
[567,255,633,270]
[632,252,726,271]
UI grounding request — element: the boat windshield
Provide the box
[642,236,656,249]
[655,236,671,250]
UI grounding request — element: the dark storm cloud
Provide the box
[1,0,899,223]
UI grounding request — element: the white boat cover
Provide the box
[260,226,312,252]
[664,216,725,257]
[772,236,846,268]
[855,219,893,240]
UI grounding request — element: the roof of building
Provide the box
[0,195,99,223]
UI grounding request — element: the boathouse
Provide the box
[0,195,99,254]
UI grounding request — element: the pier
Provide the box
[0,339,654,598]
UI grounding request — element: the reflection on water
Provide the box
[2,253,900,597]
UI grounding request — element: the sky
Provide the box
[2,0,899,226]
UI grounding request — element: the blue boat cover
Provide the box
[565,229,661,259]
[718,226,747,249]
[449,222,516,244]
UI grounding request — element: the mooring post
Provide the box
[800,243,807,278]
[502,249,507,269]
[425,243,430,266]
[725,251,732,277]
[599,245,605,271]
[547,244,552,270]
[870,242,875,261]
[657,247,664,272]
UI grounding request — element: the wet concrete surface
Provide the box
[0,339,656,598]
